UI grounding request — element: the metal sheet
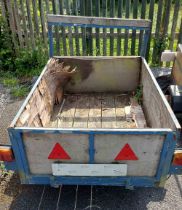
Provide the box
[52,163,127,176]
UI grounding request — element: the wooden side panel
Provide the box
[23,133,89,174]
[172,44,182,85]
[63,57,141,92]
[141,59,180,131]
[94,134,165,176]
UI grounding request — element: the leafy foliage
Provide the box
[0,17,47,97]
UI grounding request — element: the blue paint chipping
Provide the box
[7,127,179,187]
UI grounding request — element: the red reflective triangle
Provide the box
[115,143,138,161]
[48,143,71,160]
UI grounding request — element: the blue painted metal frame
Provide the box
[8,127,177,187]
[47,21,151,58]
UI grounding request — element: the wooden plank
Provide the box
[88,95,102,128]
[110,0,115,56]
[130,98,147,128]
[6,0,19,51]
[95,0,100,55]
[39,0,47,46]
[80,0,86,55]
[169,0,181,50]
[52,0,60,55]
[0,0,7,22]
[152,0,163,63]
[59,0,67,55]
[131,0,138,55]
[101,94,116,128]
[32,0,40,36]
[124,0,130,55]
[179,18,182,44]
[85,0,93,55]
[146,0,155,60]
[102,0,107,55]
[47,15,151,28]
[45,0,50,13]
[13,0,23,48]
[19,0,29,47]
[26,0,35,49]
[141,58,180,131]
[58,95,77,128]
[73,95,90,128]
[138,0,147,54]
[65,1,74,55]
[172,46,182,85]
[115,94,135,128]
[73,0,80,55]
[117,0,123,55]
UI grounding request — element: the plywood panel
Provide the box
[141,59,180,131]
[23,133,89,174]
[94,134,165,176]
[62,57,141,92]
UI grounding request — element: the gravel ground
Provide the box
[0,79,182,210]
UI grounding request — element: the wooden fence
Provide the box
[0,0,182,64]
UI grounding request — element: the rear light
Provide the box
[172,150,182,166]
[0,146,15,162]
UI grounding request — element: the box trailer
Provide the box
[1,15,182,188]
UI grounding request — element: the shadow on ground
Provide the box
[2,173,169,210]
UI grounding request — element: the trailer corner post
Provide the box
[7,128,29,184]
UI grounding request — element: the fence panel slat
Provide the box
[178,18,182,44]
[110,0,115,55]
[32,0,40,36]
[66,0,74,55]
[131,0,138,55]
[45,0,50,13]
[80,0,86,55]
[86,0,93,55]
[39,0,47,46]
[26,0,35,49]
[73,0,80,55]
[103,0,107,55]
[0,0,7,24]
[146,0,155,60]
[95,0,100,55]
[169,0,180,50]
[117,0,123,55]
[124,0,130,55]
[160,0,171,40]
[6,0,19,51]
[152,0,163,64]
[138,0,147,54]
[13,0,23,48]
[59,0,67,55]
[52,0,60,55]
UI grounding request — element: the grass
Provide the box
[0,72,30,98]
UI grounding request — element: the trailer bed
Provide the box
[50,93,137,129]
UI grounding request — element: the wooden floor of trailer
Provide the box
[49,93,140,129]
